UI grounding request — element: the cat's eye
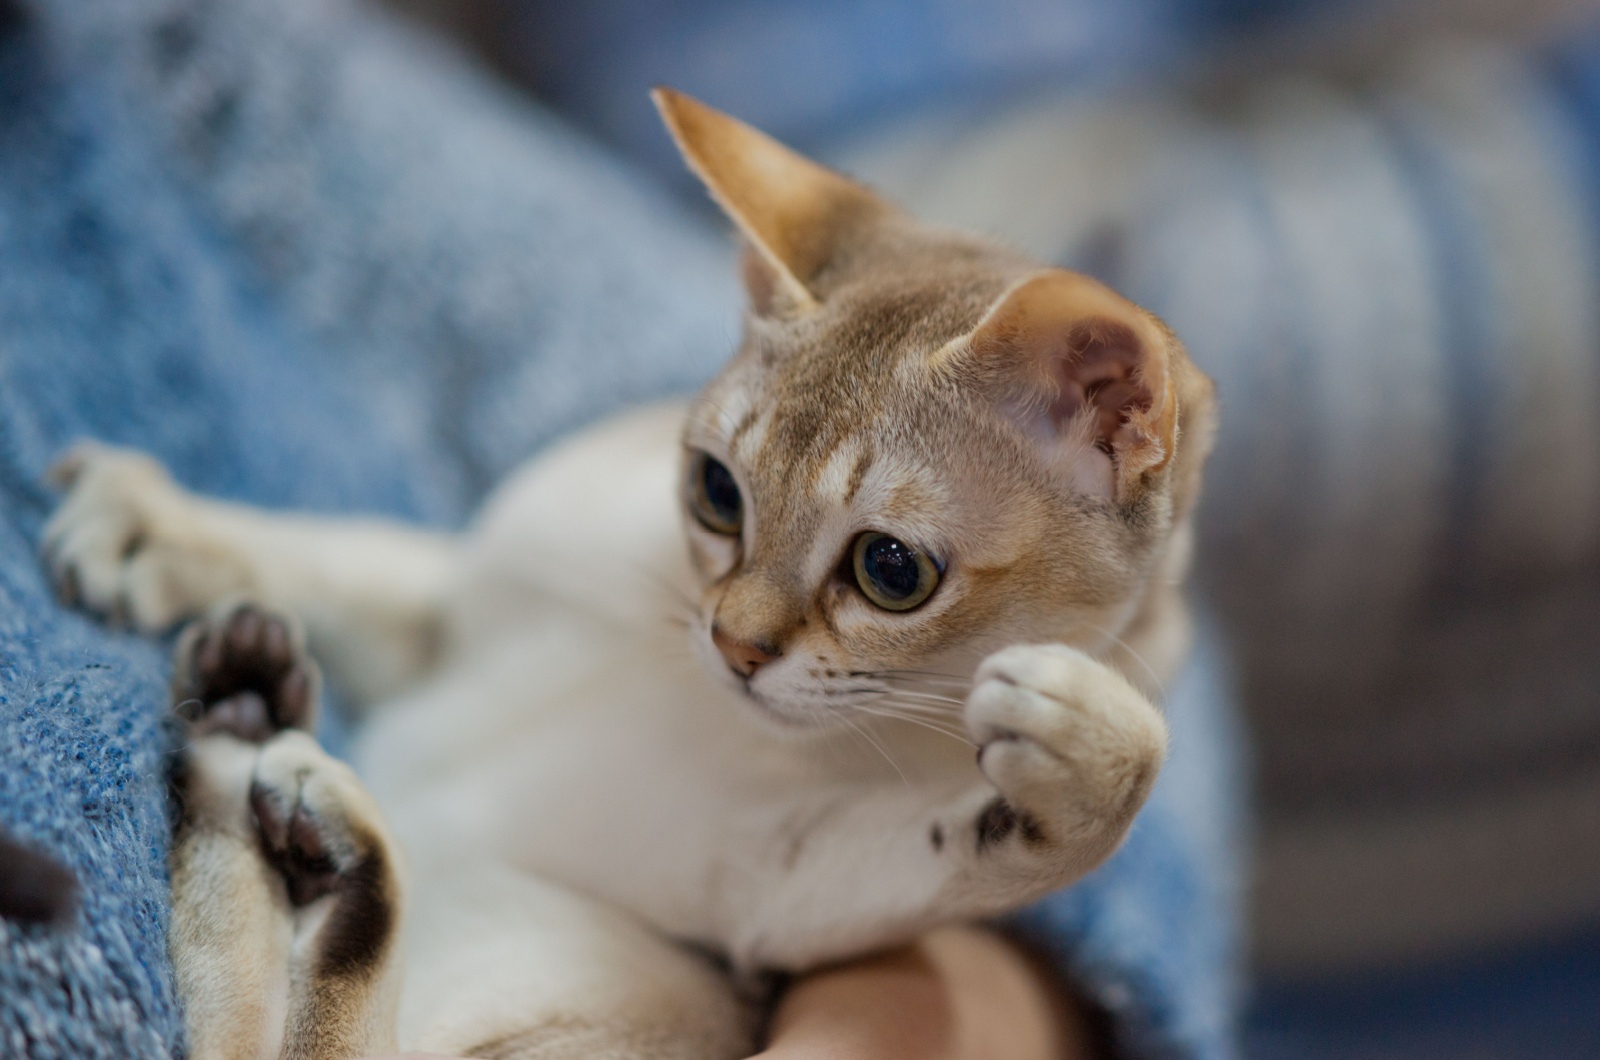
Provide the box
[689,452,743,535]
[852,533,940,611]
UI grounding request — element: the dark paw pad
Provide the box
[250,779,350,907]
[248,768,393,976]
[173,603,318,740]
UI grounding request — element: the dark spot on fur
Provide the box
[929,822,944,852]
[843,446,873,504]
[974,797,1045,852]
[120,528,147,561]
[975,797,1016,850]
[728,405,760,450]
[316,853,394,979]
[0,830,78,927]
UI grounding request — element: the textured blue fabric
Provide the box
[0,0,1243,1057]
[0,17,435,1058]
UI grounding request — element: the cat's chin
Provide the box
[731,686,813,733]
[726,681,846,740]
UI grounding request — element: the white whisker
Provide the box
[853,705,973,747]
[859,689,965,712]
[866,698,959,715]
[1079,623,1165,697]
[833,709,910,786]
[879,689,965,707]
[861,668,971,686]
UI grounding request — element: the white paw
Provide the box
[964,643,1166,862]
[43,441,252,631]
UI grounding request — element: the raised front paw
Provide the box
[963,644,1167,871]
[43,442,252,631]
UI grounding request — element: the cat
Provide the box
[43,89,1216,1059]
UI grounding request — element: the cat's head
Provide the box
[656,89,1215,730]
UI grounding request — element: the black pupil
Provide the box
[864,537,921,600]
[701,457,741,525]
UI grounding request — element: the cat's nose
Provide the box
[711,625,779,677]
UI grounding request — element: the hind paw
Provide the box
[173,600,320,741]
[249,733,393,922]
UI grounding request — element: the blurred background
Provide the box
[389,0,1600,1055]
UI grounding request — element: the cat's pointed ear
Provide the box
[653,87,887,317]
[950,269,1181,501]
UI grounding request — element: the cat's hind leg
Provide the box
[170,602,405,1060]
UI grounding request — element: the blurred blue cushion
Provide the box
[1247,928,1600,1060]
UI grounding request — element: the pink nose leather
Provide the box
[712,626,778,677]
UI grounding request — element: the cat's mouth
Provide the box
[740,674,912,734]
[692,623,920,732]
[727,675,816,729]
[707,654,841,731]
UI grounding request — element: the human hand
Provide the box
[361,927,1091,1060]
[750,926,1094,1060]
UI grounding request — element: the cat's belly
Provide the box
[352,612,803,946]
[350,612,969,956]
[394,846,750,1056]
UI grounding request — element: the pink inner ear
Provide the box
[1046,321,1152,454]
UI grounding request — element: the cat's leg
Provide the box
[44,443,459,705]
[394,859,754,1060]
[727,644,1166,971]
[170,602,405,1059]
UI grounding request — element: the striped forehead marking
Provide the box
[731,405,776,463]
[810,441,863,506]
[808,440,878,508]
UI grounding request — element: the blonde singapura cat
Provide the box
[43,90,1216,1060]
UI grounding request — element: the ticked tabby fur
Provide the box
[44,90,1215,1059]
